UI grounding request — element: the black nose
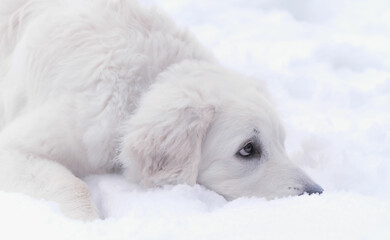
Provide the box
[303,184,324,195]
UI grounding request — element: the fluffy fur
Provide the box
[0,0,322,220]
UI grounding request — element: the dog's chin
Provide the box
[206,183,323,201]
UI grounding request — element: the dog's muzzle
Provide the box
[302,183,324,195]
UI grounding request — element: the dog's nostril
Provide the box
[303,184,324,195]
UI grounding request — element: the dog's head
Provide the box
[120,61,323,199]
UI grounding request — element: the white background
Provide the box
[1,0,389,239]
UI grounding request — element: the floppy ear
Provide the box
[120,83,215,187]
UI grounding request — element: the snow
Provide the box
[1,183,390,240]
[1,0,390,239]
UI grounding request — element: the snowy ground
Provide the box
[1,0,390,239]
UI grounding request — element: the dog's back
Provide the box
[0,0,212,131]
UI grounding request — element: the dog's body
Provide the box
[0,0,322,220]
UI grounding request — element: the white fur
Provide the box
[0,0,322,220]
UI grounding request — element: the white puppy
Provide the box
[0,0,322,220]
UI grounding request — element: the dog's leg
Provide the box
[0,149,99,220]
[0,104,100,220]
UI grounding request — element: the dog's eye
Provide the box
[238,142,255,157]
